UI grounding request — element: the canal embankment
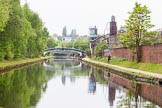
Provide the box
[82,58,162,85]
[0,56,53,73]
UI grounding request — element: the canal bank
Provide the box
[82,58,162,85]
[0,56,53,73]
[1,58,161,108]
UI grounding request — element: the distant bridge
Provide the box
[43,47,86,57]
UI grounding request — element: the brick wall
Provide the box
[141,44,162,63]
[104,43,162,63]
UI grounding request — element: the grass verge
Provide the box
[0,56,53,69]
[91,57,162,74]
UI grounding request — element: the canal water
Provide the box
[0,59,162,108]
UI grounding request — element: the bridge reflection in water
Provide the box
[43,59,83,85]
[1,59,162,108]
[40,59,162,108]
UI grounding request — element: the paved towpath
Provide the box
[82,58,162,79]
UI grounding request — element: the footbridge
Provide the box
[43,47,86,58]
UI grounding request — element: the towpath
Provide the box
[82,58,162,79]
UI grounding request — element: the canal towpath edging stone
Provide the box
[82,58,162,85]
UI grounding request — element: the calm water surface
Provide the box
[0,59,162,108]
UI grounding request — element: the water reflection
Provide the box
[108,81,116,106]
[0,59,162,108]
[61,65,76,85]
[0,63,55,108]
[43,59,82,72]
[88,65,96,93]
[90,66,162,108]
[105,70,162,108]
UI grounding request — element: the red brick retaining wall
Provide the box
[141,44,162,63]
[104,43,162,63]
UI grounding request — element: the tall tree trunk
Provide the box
[136,44,141,63]
[131,50,136,62]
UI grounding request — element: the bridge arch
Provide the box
[43,47,86,58]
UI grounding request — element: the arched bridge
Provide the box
[43,47,86,58]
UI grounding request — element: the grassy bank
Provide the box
[91,57,162,74]
[0,56,53,70]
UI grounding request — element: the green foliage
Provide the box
[0,0,10,31]
[47,37,58,48]
[0,2,50,60]
[142,31,158,45]
[86,49,91,57]
[57,36,90,54]
[158,37,162,43]
[118,2,156,62]
[65,41,75,48]
[0,0,24,59]
[94,41,108,57]
[57,41,66,48]
[74,37,89,51]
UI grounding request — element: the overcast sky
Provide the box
[21,0,162,36]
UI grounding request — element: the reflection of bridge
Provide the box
[43,59,83,85]
[43,59,82,71]
[43,48,86,57]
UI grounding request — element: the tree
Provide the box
[65,41,74,48]
[23,4,49,57]
[0,0,10,31]
[0,2,49,60]
[94,41,108,57]
[47,37,58,48]
[74,37,89,51]
[0,0,25,59]
[118,2,156,62]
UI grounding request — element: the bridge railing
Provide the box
[44,47,86,53]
